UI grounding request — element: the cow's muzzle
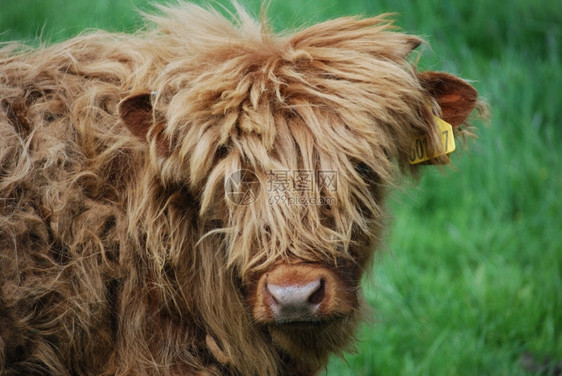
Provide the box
[251,262,356,325]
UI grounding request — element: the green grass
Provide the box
[2,1,560,375]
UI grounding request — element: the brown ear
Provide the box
[418,72,478,128]
[118,92,154,140]
[119,92,169,155]
[405,36,423,54]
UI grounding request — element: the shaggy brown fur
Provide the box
[0,3,482,375]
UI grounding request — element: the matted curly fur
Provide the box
[0,2,481,375]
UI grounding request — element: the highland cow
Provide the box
[0,3,481,375]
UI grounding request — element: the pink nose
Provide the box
[252,263,357,325]
[265,278,325,322]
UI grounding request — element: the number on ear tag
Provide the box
[409,117,456,165]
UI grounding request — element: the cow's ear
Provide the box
[119,92,169,155]
[119,92,154,141]
[405,35,423,55]
[418,71,478,128]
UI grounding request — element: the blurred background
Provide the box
[2,0,560,375]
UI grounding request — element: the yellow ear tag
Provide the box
[409,116,456,165]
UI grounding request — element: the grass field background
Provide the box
[2,1,560,375]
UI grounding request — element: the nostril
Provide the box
[307,278,325,305]
[263,283,278,306]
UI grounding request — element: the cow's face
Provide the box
[118,16,478,368]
